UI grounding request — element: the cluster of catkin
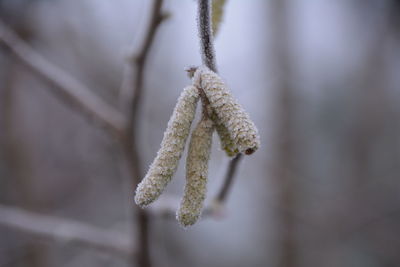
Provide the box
[134,66,260,227]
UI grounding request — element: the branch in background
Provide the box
[0,1,167,264]
[119,1,167,267]
[0,19,127,138]
[0,204,134,258]
[119,0,169,114]
[214,153,242,203]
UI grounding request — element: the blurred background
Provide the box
[1,0,400,266]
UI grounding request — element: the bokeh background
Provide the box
[1,0,400,266]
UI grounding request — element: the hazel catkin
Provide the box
[193,66,260,154]
[177,116,214,227]
[135,86,199,207]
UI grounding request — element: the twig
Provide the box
[120,1,167,267]
[119,0,168,113]
[0,204,134,258]
[0,19,126,138]
[198,0,217,72]
[215,153,242,203]
[127,0,167,134]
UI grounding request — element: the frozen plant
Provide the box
[193,66,260,155]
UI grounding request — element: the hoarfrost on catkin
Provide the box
[177,116,214,227]
[135,86,199,207]
[193,66,260,154]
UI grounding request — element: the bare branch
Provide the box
[119,0,168,114]
[198,0,217,72]
[119,1,167,267]
[0,204,134,258]
[129,0,168,123]
[0,19,127,137]
[215,153,242,203]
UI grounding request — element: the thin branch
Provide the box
[0,19,127,138]
[119,0,168,114]
[127,0,167,138]
[198,0,217,72]
[0,204,134,258]
[215,153,243,203]
[120,1,167,267]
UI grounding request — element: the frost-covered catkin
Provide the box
[189,66,238,157]
[177,116,214,227]
[135,86,199,207]
[193,66,260,154]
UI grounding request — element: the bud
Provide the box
[135,86,199,207]
[177,116,214,227]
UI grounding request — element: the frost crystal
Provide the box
[177,116,214,227]
[135,86,199,207]
[193,66,260,154]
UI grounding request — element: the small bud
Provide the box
[185,66,198,79]
[135,86,199,207]
[177,116,214,227]
[193,66,260,154]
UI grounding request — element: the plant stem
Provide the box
[198,0,217,72]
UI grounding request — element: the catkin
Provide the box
[135,86,199,207]
[190,66,238,157]
[193,66,260,154]
[177,116,214,227]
